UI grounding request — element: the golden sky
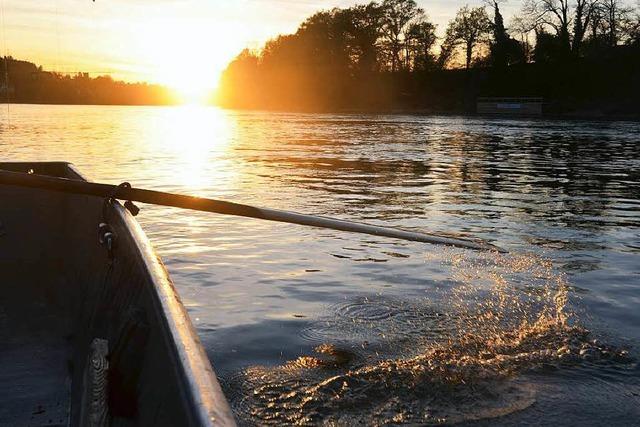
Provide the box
[0,0,520,99]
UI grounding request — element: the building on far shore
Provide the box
[477,97,544,117]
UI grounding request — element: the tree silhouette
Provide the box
[346,3,385,74]
[0,57,174,105]
[488,0,510,67]
[441,6,493,69]
[521,0,610,57]
[216,0,639,113]
[522,0,572,56]
[487,0,527,66]
[572,0,600,55]
[406,20,437,70]
[380,0,424,71]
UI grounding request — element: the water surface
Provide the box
[1,105,639,424]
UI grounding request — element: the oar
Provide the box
[0,169,506,253]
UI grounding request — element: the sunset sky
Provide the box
[0,0,521,97]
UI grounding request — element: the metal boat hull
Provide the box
[0,162,235,426]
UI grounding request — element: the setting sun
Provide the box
[135,19,239,104]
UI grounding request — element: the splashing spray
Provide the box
[230,251,632,425]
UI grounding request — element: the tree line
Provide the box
[0,57,176,105]
[218,0,640,115]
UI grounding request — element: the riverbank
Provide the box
[2,101,638,122]
[216,103,640,122]
[218,55,640,120]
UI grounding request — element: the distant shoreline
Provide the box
[3,102,639,122]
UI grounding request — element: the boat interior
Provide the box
[0,162,232,426]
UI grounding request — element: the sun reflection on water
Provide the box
[151,105,236,193]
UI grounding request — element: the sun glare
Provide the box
[153,105,236,190]
[137,20,237,104]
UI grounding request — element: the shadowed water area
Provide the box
[2,105,639,425]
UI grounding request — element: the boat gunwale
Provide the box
[107,179,236,427]
[0,161,236,427]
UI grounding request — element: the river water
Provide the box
[1,104,639,425]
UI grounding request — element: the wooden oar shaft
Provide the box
[0,169,505,252]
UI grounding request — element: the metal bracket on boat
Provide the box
[98,222,117,259]
[102,182,140,218]
[123,200,140,216]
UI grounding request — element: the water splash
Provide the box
[229,251,632,425]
